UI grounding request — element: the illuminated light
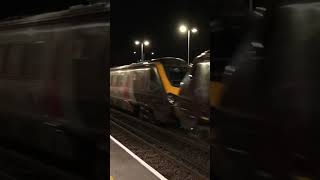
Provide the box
[133,51,136,54]
[256,7,267,11]
[191,28,198,33]
[179,25,187,33]
[135,40,140,45]
[251,41,264,48]
[144,40,150,46]
[151,52,155,55]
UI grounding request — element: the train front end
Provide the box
[151,58,188,123]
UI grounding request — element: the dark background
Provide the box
[0,0,211,67]
[0,0,269,68]
[111,0,212,67]
[0,0,91,18]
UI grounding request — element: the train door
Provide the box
[175,60,209,129]
[194,61,210,123]
[148,66,165,112]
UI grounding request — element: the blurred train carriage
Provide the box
[110,57,188,124]
[173,51,210,130]
[0,2,109,179]
[212,1,320,179]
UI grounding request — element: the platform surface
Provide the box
[110,136,166,180]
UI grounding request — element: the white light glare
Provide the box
[135,40,140,45]
[179,25,187,33]
[191,28,198,33]
[144,40,150,46]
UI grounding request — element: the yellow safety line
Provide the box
[155,63,180,96]
[110,176,114,180]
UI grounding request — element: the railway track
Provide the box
[111,108,210,151]
[110,108,210,178]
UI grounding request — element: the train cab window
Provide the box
[6,44,24,75]
[163,65,188,87]
[22,42,46,78]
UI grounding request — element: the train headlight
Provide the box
[167,94,175,105]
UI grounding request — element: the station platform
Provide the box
[110,136,167,180]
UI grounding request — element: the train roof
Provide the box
[111,57,187,71]
[192,50,210,64]
[0,1,109,30]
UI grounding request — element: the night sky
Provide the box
[0,0,266,68]
[111,0,212,67]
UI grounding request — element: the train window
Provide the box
[114,74,118,87]
[131,68,149,90]
[22,42,46,78]
[115,74,120,87]
[150,67,163,92]
[0,46,7,73]
[111,74,117,87]
[144,68,151,90]
[134,69,144,89]
[72,40,85,59]
[6,44,24,75]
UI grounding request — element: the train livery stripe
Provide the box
[110,135,168,180]
[155,63,180,96]
[210,81,224,107]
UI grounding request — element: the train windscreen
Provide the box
[162,60,188,87]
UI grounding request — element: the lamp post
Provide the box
[179,25,198,64]
[135,40,150,62]
[249,0,253,11]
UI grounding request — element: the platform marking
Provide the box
[110,135,168,180]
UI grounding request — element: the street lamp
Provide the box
[134,40,150,61]
[179,24,198,64]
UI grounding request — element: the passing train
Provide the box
[110,57,188,124]
[173,50,210,130]
[0,2,109,179]
[212,1,320,180]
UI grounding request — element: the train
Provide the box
[110,57,188,124]
[173,50,210,130]
[0,2,109,179]
[212,1,320,180]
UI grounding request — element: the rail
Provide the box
[110,108,210,178]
